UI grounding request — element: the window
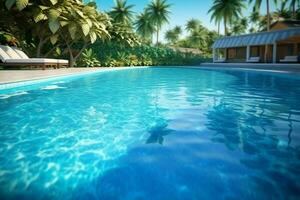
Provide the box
[250,46,260,57]
[228,48,236,59]
[286,44,294,56]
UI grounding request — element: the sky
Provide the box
[92,0,279,42]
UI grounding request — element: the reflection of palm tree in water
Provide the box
[146,86,172,145]
[206,103,242,150]
[287,112,293,147]
[146,123,173,145]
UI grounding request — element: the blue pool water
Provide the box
[0,67,300,200]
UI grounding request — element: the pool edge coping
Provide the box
[0,67,148,91]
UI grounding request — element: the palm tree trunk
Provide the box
[218,22,220,36]
[156,25,159,45]
[293,3,296,19]
[224,17,227,36]
[266,0,270,32]
[265,0,270,63]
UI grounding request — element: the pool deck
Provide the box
[200,63,300,74]
[0,68,114,84]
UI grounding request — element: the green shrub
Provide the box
[91,41,211,67]
[77,49,101,67]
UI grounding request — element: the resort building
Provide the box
[212,21,300,63]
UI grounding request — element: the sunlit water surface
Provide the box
[0,67,300,199]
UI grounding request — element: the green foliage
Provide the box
[90,41,210,67]
[0,31,19,46]
[165,26,182,45]
[229,17,248,35]
[108,22,140,47]
[185,19,201,33]
[208,0,245,35]
[109,0,135,25]
[146,0,171,44]
[77,48,100,67]
[135,11,155,40]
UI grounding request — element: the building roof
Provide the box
[168,46,201,54]
[213,28,300,49]
[270,20,300,29]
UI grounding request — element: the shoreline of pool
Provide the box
[0,67,151,90]
[200,63,300,73]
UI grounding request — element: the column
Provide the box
[273,42,277,63]
[246,45,250,61]
[213,48,217,62]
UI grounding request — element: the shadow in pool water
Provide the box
[70,127,300,200]
[72,130,251,200]
[146,123,174,145]
[205,101,300,199]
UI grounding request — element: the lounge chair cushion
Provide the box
[5,58,60,64]
[57,59,69,64]
[280,56,298,62]
[247,57,260,62]
[12,47,29,59]
[215,58,226,63]
[4,58,69,65]
[0,45,22,59]
[0,48,10,62]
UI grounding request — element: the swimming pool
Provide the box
[0,67,299,199]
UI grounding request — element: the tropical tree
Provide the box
[60,4,111,67]
[165,30,177,44]
[173,26,182,35]
[230,17,248,35]
[273,0,292,21]
[109,22,140,47]
[208,8,222,35]
[290,0,300,19]
[134,11,155,41]
[4,0,29,10]
[165,26,181,44]
[249,11,260,32]
[2,0,112,67]
[146,0,171,45]
[208,0,245,36]
[250,0,277,62]
[187,28,208,49]
[249,0,277,31]
[109,0,135,25]
[185,19,201,33]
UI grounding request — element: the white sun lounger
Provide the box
[246,57,260,63]
[0,45,68,69]
[279,56,298,63]
[214,58,226,63]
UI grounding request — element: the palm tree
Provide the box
[231,23,244,35]
[250,0,277,63]
[290,0,300,19]
[146,0,171,45]
[273,1,292,21]
[185,19,201,33]
[249,11,260,32]
[249,0,277,31]
[208,0,245,36]
[134,11,155,41]
[109,0,135,24]
[165,30,177,44]
[231,17,248,35]
[173,26,182,35]
[165,26,182,44]
[188,28,208,49]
